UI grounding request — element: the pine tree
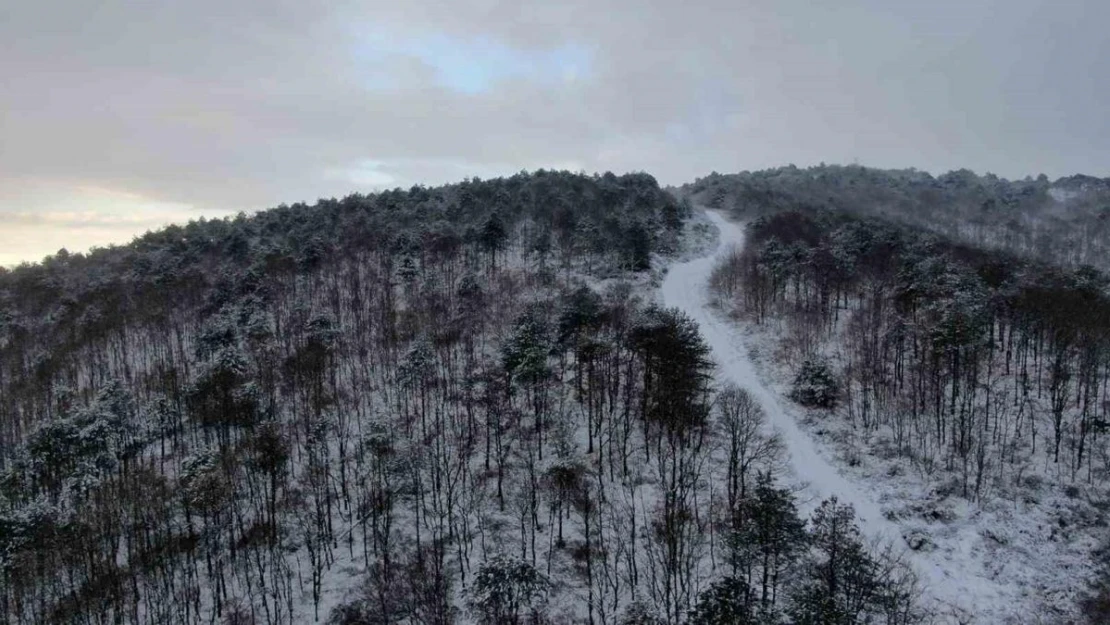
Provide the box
[791,498,879,625]
[687,576,757,625]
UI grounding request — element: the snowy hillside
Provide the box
[661,212,977,621]
[4,169,1108,624]
[699,207,1110,623]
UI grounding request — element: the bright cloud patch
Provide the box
[354,30,592,93]
[0,181,230,266]
[323,160,398,189]
[326,157,587,193]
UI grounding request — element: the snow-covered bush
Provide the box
[181,447,231,513]
[687,576,755,624]
[1082,540,1110,624]
[619,600,667,625]
[468,556,549,625]
[789,359,840,409]
[325,601,374,625]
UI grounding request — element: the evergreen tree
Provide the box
[687,576,757,625]
[729,472,806,617]
[790,498,879,625]
[469,556,549,625]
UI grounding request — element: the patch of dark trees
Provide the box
[685,164,1110,271]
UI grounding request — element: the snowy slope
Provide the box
[659,210,987,623]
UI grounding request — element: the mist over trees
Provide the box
[685,165,1110,271]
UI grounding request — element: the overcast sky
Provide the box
[2,0,1108,265]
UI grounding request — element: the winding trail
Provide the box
[661,210,974,621]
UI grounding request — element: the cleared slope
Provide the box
[659,209,992,623]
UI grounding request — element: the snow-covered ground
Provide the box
[658,209,1053,624]
[736,313,1103,625]
[198,207,1094,624]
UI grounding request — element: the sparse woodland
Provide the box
[706,204,1110,622]
[712,207,1110,491]
[0,170,925,624]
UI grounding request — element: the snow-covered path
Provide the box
[661,210,974,621]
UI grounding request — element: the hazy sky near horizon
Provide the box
[2,0,1108,265]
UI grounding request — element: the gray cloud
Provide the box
[2,0,1108,262]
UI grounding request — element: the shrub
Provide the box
[469,556,549,625]
[619,600,666,625]
[789,359,840,409]
[687,576,756,624]
[1082,540,1110,623]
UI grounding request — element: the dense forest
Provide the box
[684,165,1110,271]
[7,163,1110,623]
[0,170,923,624]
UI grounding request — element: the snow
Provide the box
[669,207,721,264]
[130,207,1097,625]
[659,209,1017,623]
[1048,187,1079,203]
[738,309,1105,625]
